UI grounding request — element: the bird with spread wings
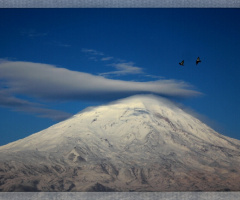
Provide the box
[196,57,201,65]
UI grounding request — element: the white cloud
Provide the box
[100,62,144,76]
[0,60,201,119]
[0,61,201,99]
[101,57,113,61]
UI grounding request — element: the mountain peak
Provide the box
[1,94,240,191]
[105,94,177,109]
[74,94,180,121]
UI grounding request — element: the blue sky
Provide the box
[0,9,240,145]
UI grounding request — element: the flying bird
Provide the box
[179,60,184,66]
[196,57,201,65]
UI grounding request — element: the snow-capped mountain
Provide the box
[0,95,240,192]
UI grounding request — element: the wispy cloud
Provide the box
[145,74,165,79]
[100,62,144,76]
[0,91,71,121]
[82,48,104,56]
[16,106,72,121]
[82,48,162,79]
[101,57,113,61]
[81,48,105,62]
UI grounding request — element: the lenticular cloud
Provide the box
[0,61,201,102]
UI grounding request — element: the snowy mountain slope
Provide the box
[0,95,240,192]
